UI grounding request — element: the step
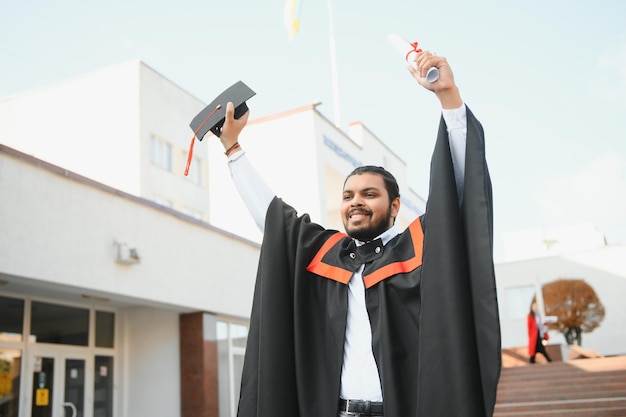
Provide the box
[497,376,626,394]
[502,356,626,373]
[495,356,626,414]
[494,406,626,417]
[498,371,626,385]
[495,397,626,413]
[493,397,626,417]
[496,388,626,402]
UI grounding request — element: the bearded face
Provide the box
[341,173,400,242]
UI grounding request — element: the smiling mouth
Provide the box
[349,210,370,220]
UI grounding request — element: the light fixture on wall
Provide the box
[81,294,110,302]
[114,241,140,265]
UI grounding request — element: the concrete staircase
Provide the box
[494,355,626,416]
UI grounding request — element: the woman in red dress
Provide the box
[527,302,552,363]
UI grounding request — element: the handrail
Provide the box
[63,402,77,417]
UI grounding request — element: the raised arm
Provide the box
[409,51,463,109]
[219,102,274,232]
[409,51,467,204]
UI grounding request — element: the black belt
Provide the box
[339,399,384,416]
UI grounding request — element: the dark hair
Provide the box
[344,165,400,202]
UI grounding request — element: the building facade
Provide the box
[496,240,626,357]
[0,144,260,417]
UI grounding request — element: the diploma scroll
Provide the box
[387,33,440,83]
[544,315,558,323]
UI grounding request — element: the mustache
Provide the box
[348,208,372,217]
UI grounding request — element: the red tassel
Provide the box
[184,104,221,176]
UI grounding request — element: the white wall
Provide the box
[495,247,626,357]
[0,61,142,195]
[122,306,181,417]
[0,146,260,318]
[138,63,210,219]
[207,107,322,243]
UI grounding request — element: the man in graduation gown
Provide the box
[217,51,501,416]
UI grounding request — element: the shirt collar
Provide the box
[354,224,400,247]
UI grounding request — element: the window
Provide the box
[0,348,21,416]
[505,285,536,320]
[64,358,86,417]
[95,311,115,348]
[94,356,114,417]
[30,301,89,346]
[217,321,248,417]
[0,296,24,342]
[150,134,172,171]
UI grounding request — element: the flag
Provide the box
[283,0,302,40]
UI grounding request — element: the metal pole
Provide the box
[326,0,341,128]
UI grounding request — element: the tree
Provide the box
[539,278,605,346]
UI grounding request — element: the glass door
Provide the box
[26,350,90,417]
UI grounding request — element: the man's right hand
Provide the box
[220,101,250,151]
[408,51,463,110]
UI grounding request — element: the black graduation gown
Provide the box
[237,107,501,417]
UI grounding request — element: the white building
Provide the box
[496,225,626,357]
[0,60,424,417]
[0,60,211,221]
[0,143,260,417]
[502,222,608,262]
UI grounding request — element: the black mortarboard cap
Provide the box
[189,81,256,140]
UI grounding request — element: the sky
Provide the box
[1,0,625,262]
